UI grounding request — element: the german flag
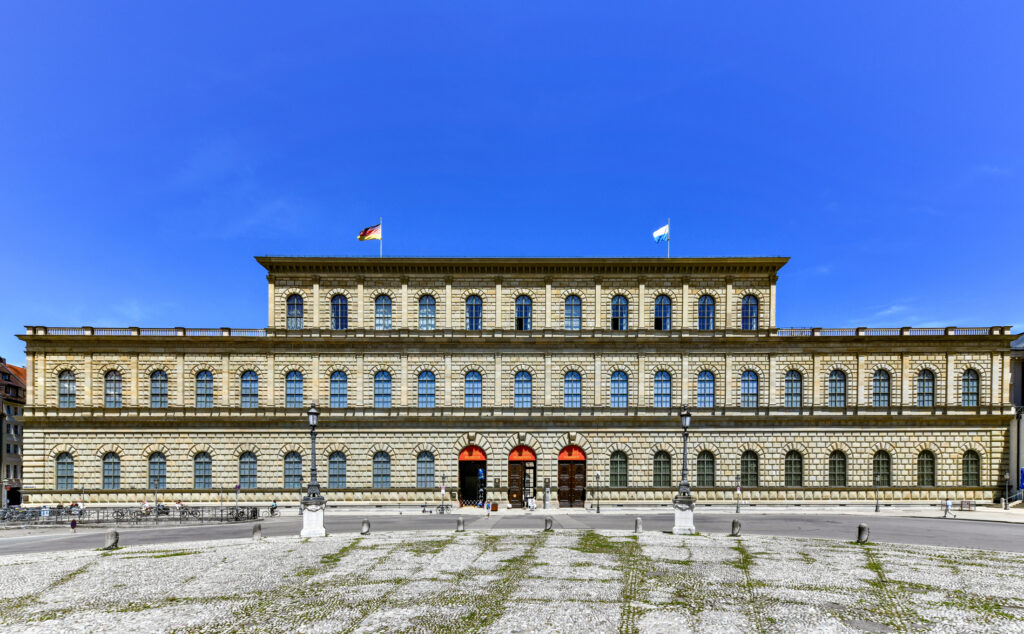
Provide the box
[357,223,381,241]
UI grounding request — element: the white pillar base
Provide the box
[673,494,696,535]
[300,505,326,538]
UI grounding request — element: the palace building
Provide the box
[17,256,1019,507]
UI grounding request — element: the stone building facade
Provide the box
[17,256,1019,507]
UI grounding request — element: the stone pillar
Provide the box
[673,491,695,535]
[680,279,689,330]
[313,278,321,329]
[594,282,603,329]
[725,279,733,330]
[268,278,276,328]
[544,354,552,406]
[445,279,453,329]
[638,281,646,329]
[545,280,552,328]
[356,280,364,329]
[444,354,452,406]
[401,280,408,329]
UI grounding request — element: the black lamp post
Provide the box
[874,472,880,513]
[303,404,324,506]
[679,407,692,497]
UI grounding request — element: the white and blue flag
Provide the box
[652,223,670,243]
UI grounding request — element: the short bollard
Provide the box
[544,517,554,532]
[634,517,643,533]
[456,517,465,532]
[857,523,870,544]
[730,520,741,537]
[252,522,262,540]
[103,529,119,550]
[361,518,371,535]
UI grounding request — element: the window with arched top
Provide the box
[241,371,259,408]
[784,370,802,408]
[329,452,346,488]
[654,371,672,408]
[374,371,392,408]
[696,450,715,487]
[418,371,436,408]
[697,371,715,408]
[917,370,935,407]
[514,371,532,408]
[564,295,581,331]
[741,295,758,330]
[873,451,891,487]
[286,294,304,330]
[373,451,391,488]
[828,370,847,408]
[196,370,213,408]
[872,370,890,407]
[917,450,936,486]
[740,450,759,487]
[653,451,672,487]
[58,370,76,408]
[962,450,980,487]
[55,452,74,489]
[375,295,392,330]
[194,452,212,489]
[284,451,302,488]
[654,295,672,330]
[330,371,347,408]
[740,371,758,408]
[610,451,628,487]
[419,295,436,330]
[464,371,482,408]
[610,295,628,330]
[149,452,166,490]
[698,295,715,331]
[962,370,979,407]
[102,452,120,490]
[564,371,581,408]
[105,370,122,408]
[515,296,532,331]
[465,295,482,331]
[331,295,348,330]
[784,450,803,487]
[829,450,847,487]
[239,452,258,489]
[610,371,628,408]
[417,451,435,488]
[285,371,303,408]
[151,371,168,408]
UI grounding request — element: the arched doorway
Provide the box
[507,445,536,508]
[558,445,586,508]
[458,445,486,506]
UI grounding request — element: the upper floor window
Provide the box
[610,451,628,487]
[962,369,979,406]
[419,295,436,330]
[465,371,482,408]
[330,371,347,408]
[514,371,532,408]
[740,370,758,408]
[151,371,168,408]
[610,295,628,330]
[917,370,934,407]
[56,452,74,489]
[418,371,436,407]
[741,295,758,330]
[286,294,304,330]
[149,452,167,490]
[285,371,303,408]
[375,295,392,330]
[564,295,581,331]
[284,451,302,488]
[653,371,672,408]
[654,295,671,330]
[698,295,715,331]
[872,370,890,407]
[697,371,715,408]
[784,370,802,407]
[515,296,532,331]
[465,295,482,331]
[104,371,122,408]
[564,371,581,408]
[610,371,628,408]
[331,295,348,330]
[241,371,259,408]
[103,452,121,490]
[239,451,258,489]
[374,371,392,408]
[828,370,847,408]
[195,371,213,408]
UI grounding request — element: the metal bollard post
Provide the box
[456,517,465,532]
[857,523,870,544]
[252,522,262,540]
[544,517,553,532]
[634,517,642,533]
[361,518,371,535]
[730,520,741,537]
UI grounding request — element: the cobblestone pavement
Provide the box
[2,530,1023,633]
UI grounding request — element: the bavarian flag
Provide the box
[357,223,382,241]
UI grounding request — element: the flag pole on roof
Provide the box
[652,220,670,258]
[357,220,383,257]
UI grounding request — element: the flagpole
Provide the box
[379,217,383,259]
[667,218,670,259]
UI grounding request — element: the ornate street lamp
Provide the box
[679,407,691,497]
[673,406,696,535]
[300,404,326,537]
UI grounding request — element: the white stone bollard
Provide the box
[456,517,465,532]
[360,518,371,535]
[634,517,643,533]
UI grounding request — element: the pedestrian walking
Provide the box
[944,498,956,519]
[70,518,77,533]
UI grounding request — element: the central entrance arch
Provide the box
[458,445,486,506]
[557,445,586,508]
[507,445,536,508]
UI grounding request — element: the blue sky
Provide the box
[2,3,1022,365]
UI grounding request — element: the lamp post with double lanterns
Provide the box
[299,404,326,537]
[673,407,696,535]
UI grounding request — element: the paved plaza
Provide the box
[2,528,1024,632]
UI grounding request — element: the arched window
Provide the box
[610,295,628,330]
[563,371,581,408]
[196,370,213,408]
[696,451,715,487]
[962,369,979,407]
[58,370,76,408]
[330,371,347,408]
[328,452,346,488]
[417,451,435,488]
[653,451,672,487]
[464,371,482,408]
[873,451,891,487]
[740,370,759,408]
[150,370,168,408]
[564,295,581,331]
[610,451,628,487]
[285,371,303,408]
[829,450,847,487]
[102,452,120,490]
[515,295,532,331]
[372,451,391,488]
[419,295,436,330]
[697,371,715,408]
[104,370,122,408]
[375,295,392,330]
[654,295,672,330]
[241,371,259,408]
[698,295,715,331]
[239,452,258,489]
[284,451,302,488]
[740,450,759,487]
[784,370,802,408]
[962,450,981,487]
[194,452,212,489]
[917,370,935,407]
[514,371,532,408]
[55,452,74,489]
[828,370,847,408]
[286,294,304,330]
[653,371,672,408]
[872,370,890,407]
[331,295,348,330]
[741,295,759,330]
[418,371,436,408]
[465,295,482,331]
[374,371,392,408]
[149,452,166,490]
[784,450,803,487]
[917,450,936,486]
[608,371,629,408]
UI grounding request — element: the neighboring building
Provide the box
[1010,334,1024,494]
[17,256,1019,507]
[1,356,26,506]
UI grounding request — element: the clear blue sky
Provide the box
[2,3,1022,365]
